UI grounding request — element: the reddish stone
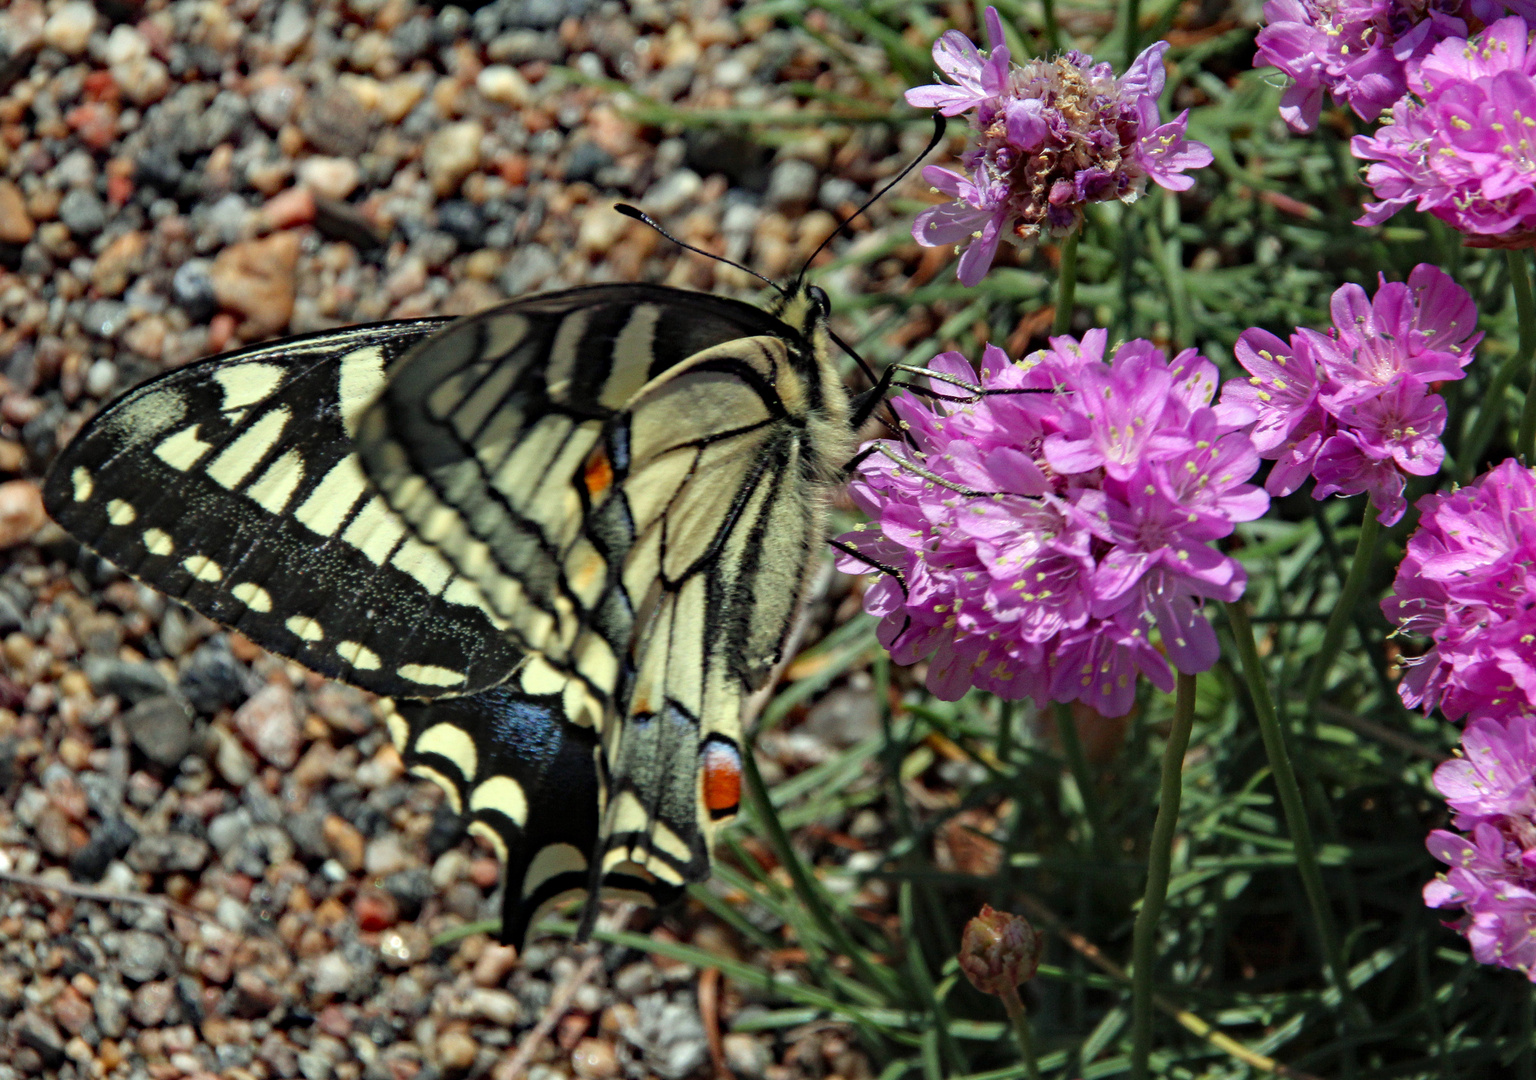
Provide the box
[353,888,399,932]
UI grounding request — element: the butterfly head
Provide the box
[770,280,833,344]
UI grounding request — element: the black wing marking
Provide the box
[43,320,526,699]
[387,673,680,947]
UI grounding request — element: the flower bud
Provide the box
[958,905,1041,995]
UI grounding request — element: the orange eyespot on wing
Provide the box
[583,446,614,498]
[701,736,742,821]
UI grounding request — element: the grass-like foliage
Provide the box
[563,1,1536,1077]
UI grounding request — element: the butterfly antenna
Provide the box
[614,204,786,297]
[791,114,947,290]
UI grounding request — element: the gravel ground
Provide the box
[0,1,926,1077]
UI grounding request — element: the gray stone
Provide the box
[83,655,170,703]
[766,158,819,210]
[70,817,137,882]
[625,993,708,1080]
[819,177,859,212]
[563,141,613,184]
[93,979,131,1038]
[125,832,210,874]
[123,695,195,766]
[114,929,172,983]
[178,640,248,714]
[80,299,131,339]
[640,169,702,217]
[58,188,105,236]
[499,243,557,295]
[172,258,218,322]
[803,686,882,748]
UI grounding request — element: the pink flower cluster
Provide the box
[1353,16,1536,246]
[836,333,1268,716]
[1425,713,1536,979]
[1256,0,1531,132]
[1218,264,1480,525]
[1382,458,1536,721]
[1393,460,1536,975]
[904,8,1211,284]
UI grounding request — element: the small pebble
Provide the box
[296,157,360,200]
[42,0,95,55]
[0,181,34,244]
[640,169,702,217]
[85,358,118,398]
[322,814,366,872]
[211,231,302,338]
[765,158,819,210]
[58,188,107,237]
[310,952,356,997]
[231,681,301,768]
[436,1027,480,1071]
[353,888,399,932]
[423,121,483,196]
[476,65,531,106]
[115,931,172,984]
[122,695,196,767]
[130,981,174,1025]
[463,987,521,1027]
[471,944,518,987]
[81,299,132,339]
[0,480,45,549]
[172,259,220,322]
[572,1037,620,1080]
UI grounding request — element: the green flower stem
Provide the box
[1462,346,1524,480]
[1052,228,1080,336]
[1054,703,1110,860]
[741,749,903,1000]
[1302,507,1382,712]
[1040,0,1061,54]
[1511,250,1536,462]
[1128,672,1196,1080]
[1121,0,1142,68]
[1225,601,1357,1017]
[1000,984,1044,1080]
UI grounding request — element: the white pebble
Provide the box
[640,169,702,217]
[42,1,96,55]
[476,64,531,107]
[422,121,483,196]
[297,157,361,200]
[103,24,148,65]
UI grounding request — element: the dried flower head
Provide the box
[1353,15,1536,247]
[1255,0,1533,132]
[837,333,1266,715]
[959,905,1042,994]
[1218,264,1480,525]
[1382,458,1536,722]
[905,8,1212,284]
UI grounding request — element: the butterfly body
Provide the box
[44,281,851,944]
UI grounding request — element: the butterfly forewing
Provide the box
[43,321,525,699]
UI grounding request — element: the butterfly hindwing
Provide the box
[43,320,525,699]
[386,668,679,946]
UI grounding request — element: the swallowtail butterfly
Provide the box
[44,281,854,946]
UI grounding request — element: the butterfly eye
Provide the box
[808,285,832,320]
